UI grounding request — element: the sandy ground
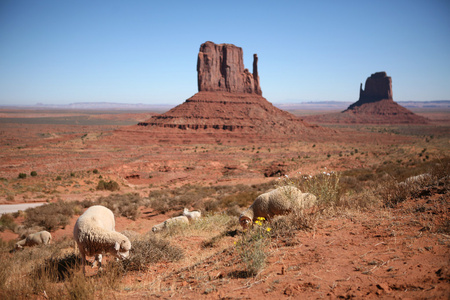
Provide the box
[0,109,448,299]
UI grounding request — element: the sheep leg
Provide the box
[79,248,87,275]
[94,254,103,270]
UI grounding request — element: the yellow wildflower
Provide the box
[266,228,272,232]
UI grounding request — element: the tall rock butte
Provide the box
[342,71,428,123]
[129,41,327,144]
[347,72,393,110]
[304,71,428,124]
[197,41,262,95]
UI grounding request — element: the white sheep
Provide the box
[73,205,131,274]
[14,230,52,250]
[152,215,189,232]
[182,208,201,221]
[239,186,317,229]
[405,173,431,184]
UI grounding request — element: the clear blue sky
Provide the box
[1,0,449,106]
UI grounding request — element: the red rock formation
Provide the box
[125,42,330,144]
[347,72,393,110]
[136,91,325,142]
[304,71,428,124]
[197,41,262,95]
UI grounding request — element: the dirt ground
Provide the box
[0,108,448,299]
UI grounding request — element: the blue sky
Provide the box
[0,0,449,106]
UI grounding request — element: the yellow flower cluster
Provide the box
[253,217,271,232]
[254,217,265,226]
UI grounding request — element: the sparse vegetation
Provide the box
[97,193,143,220]
[24,200,77,231]
[122,234,184,271]
[235,217,271,277]
[0,109,448,298]
[96,180,120,191]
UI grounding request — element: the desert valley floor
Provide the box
[0,107,448,299]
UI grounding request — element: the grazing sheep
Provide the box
[182,208,201,221]
[405,173,431,184]
[14,230,52,250]
[239,186,317,229]
[73,205,131,274]
[152,215,189,232]
[298,193,317,208]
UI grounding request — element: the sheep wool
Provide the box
[239,186,316,229]
[182,208,201,221]
[73,205,131,273]
[14,230,52,250]
[152,215,189,232]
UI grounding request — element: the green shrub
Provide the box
[96,180,120,191]
[30,171,37,177]
[18,173,26,179]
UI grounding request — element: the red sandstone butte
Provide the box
[123,42,328,143]
[304,72,428,124]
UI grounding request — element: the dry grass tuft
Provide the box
[122,234,184,272]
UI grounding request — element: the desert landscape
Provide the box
[0,41,449,299]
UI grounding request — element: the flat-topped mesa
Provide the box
[197,41,262,95]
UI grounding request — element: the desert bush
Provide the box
[149,183,273,214]
[0,214,16,232]
[122,234,184,272]
[280,171,343,207]
[272,207,321,236]
[235,217,271,277]
[24,200,76,231]
[220,190,259,209]
[30,171,37,177]
[378,157,449,207]
[97,193,143,220]
[18,173,26,179]
[6,192,14,202]
[96,180,120,191]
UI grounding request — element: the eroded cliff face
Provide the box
[197,41,262,95]
[359,72,393,102]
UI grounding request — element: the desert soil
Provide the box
[0,108,448,299]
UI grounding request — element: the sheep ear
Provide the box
[114,242,120,251]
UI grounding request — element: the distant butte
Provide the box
[126,41,329,144]
[304,72,428,124]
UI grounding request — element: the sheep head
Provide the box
[113,238,131,259]
[239,216,252,230]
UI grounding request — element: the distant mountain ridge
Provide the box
[0,100,448,112]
